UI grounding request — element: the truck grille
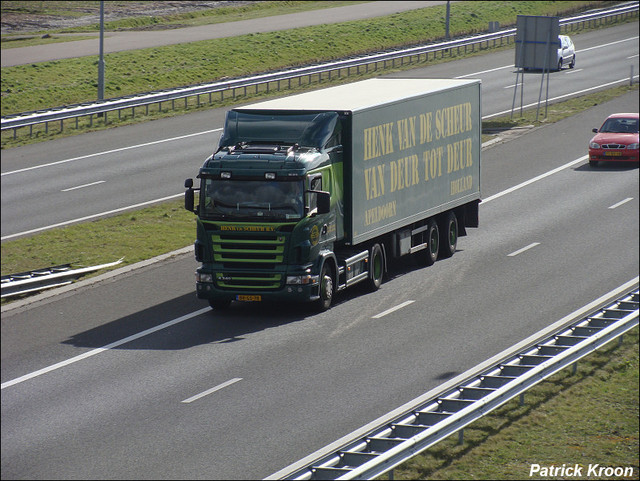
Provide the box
[211,229,287,290]
[212,232,285,263]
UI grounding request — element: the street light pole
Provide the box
[98,0,105,103]
[445,1,450,41]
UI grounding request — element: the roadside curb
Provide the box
[1,245,193,314]
[482,125,537,149]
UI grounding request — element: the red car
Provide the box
[588,113,639,167]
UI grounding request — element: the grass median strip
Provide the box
[393,326,639,480]
[1,83,637,305]
[2,1,623,149]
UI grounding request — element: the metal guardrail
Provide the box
[1,258,123,298]
[269,279,639,480]
[2,3,638,137]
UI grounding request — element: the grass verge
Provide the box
[1,82,637,305]
[392,326,639,480]
[2,1,623,149]
[0,1,367,41]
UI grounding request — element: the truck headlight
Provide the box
[196,272,213,283]
[286,275,318,285]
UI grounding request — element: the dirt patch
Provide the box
[1,1,253,34]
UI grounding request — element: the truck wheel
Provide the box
[209,298,231,310]
[439,211,458,258]
[367,243,384,291]
[316,262,334,311]
[418,219,439,266]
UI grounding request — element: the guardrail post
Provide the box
[631,66,634,86]
[572,362,578,374]
[519,393,525,405]
[458,429,464,445]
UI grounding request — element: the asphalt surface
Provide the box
[2,92,638,478]
[1,1,447,67]
[2,22,638,239]
[1,7,638,479]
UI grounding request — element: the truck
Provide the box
[184,77,481,311]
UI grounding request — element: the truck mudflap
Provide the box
[454,199,480,236]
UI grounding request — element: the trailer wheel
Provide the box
[209,298,231,310]
[367,243,384,291]
[316,262,334,312]
[418,219,439,266]
[439,211,458,258]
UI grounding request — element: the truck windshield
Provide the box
[219,111,339,149]
[201,178,304,220]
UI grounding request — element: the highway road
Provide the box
[1,22,638,239]
[1,1,446,67]
[1,15,639,481]
[2,86,638,481]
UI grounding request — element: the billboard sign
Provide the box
[515,15,560,71]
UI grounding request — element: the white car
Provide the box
[557,35,576,70]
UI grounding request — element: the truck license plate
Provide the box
[237,294,261,302]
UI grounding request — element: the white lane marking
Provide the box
[564,68,583,74]
[508,242,540,257]
[578,36,639,53]
[609,197,634,209]
[182,378,243,404]
[482,155,587,204]
[628,54,639,59]
[457,36,638,80]
[483,77,639,119]
[266,276,639,480]
[4,44,636,236]
[61,180,105,192]
[0,307,211,390]
[1,192,182,241]
[372,300,415,319]
[456,64,511,78]
[1,128,222,177]
[0,145,617,387]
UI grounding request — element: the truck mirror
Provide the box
[185,178,194,188]
[317,191,331,214]
[185,188,195,212]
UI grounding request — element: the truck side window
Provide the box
[308,175,322,212]
[326,131,341,149]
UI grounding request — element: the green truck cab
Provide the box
[185,78,481,311]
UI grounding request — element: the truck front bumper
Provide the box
[196,280,321,304]
[195,267,321,304]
